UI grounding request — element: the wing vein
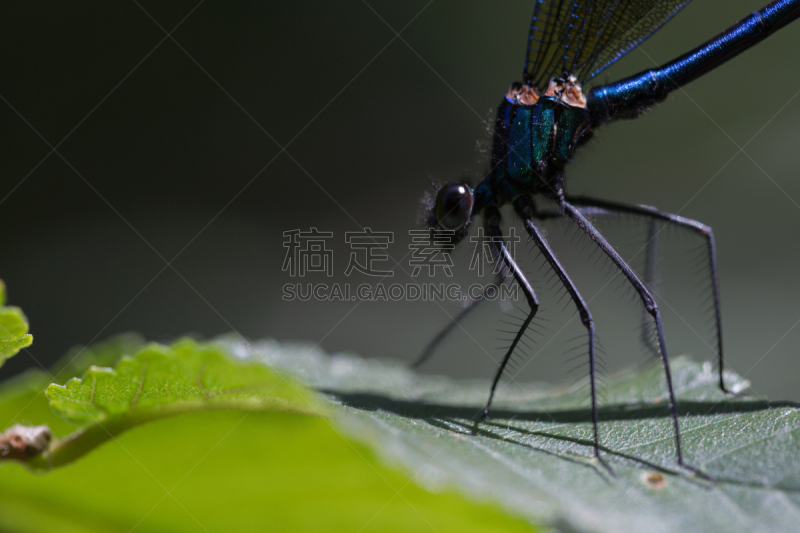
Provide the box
[523,0,693,87]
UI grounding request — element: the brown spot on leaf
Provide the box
[643,472,667,489]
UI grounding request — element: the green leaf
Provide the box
[0,334,146,440]
[4,335,798,532]
[46,338,317,424]
[230,338,800,533]
[39,339,319,467]
[0,339,538,533]
[0,280,33,368]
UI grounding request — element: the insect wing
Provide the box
[524,0,693,89]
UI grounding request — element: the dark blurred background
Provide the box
[2,1,799,401]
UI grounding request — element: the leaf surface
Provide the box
[234,338,800,533]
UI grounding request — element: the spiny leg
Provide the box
[514,197,609,470]
[482,207,540,419]
[642,217,661,354]
[558,205,662,355]
[412,268,506,368]
[537,205,661,355]
[569,195,728,393]
[559,198,693,470]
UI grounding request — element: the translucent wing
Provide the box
[524,0,693,89]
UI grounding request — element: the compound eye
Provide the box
[435,183,473,230]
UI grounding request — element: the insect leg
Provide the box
[560,199,693,470]
[514,196,608,470]
[482,207,539,419]
[568,196,728,393]
[642,217,661,355]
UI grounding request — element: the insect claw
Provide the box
[595,454,615,477]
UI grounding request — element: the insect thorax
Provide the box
[476,78,592,208]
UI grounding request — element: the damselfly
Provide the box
[415,0,800,473]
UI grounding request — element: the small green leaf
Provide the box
[0,334,146,440]
[47,338,317,424]
[38,339,320,467]
[0,280,33,368]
